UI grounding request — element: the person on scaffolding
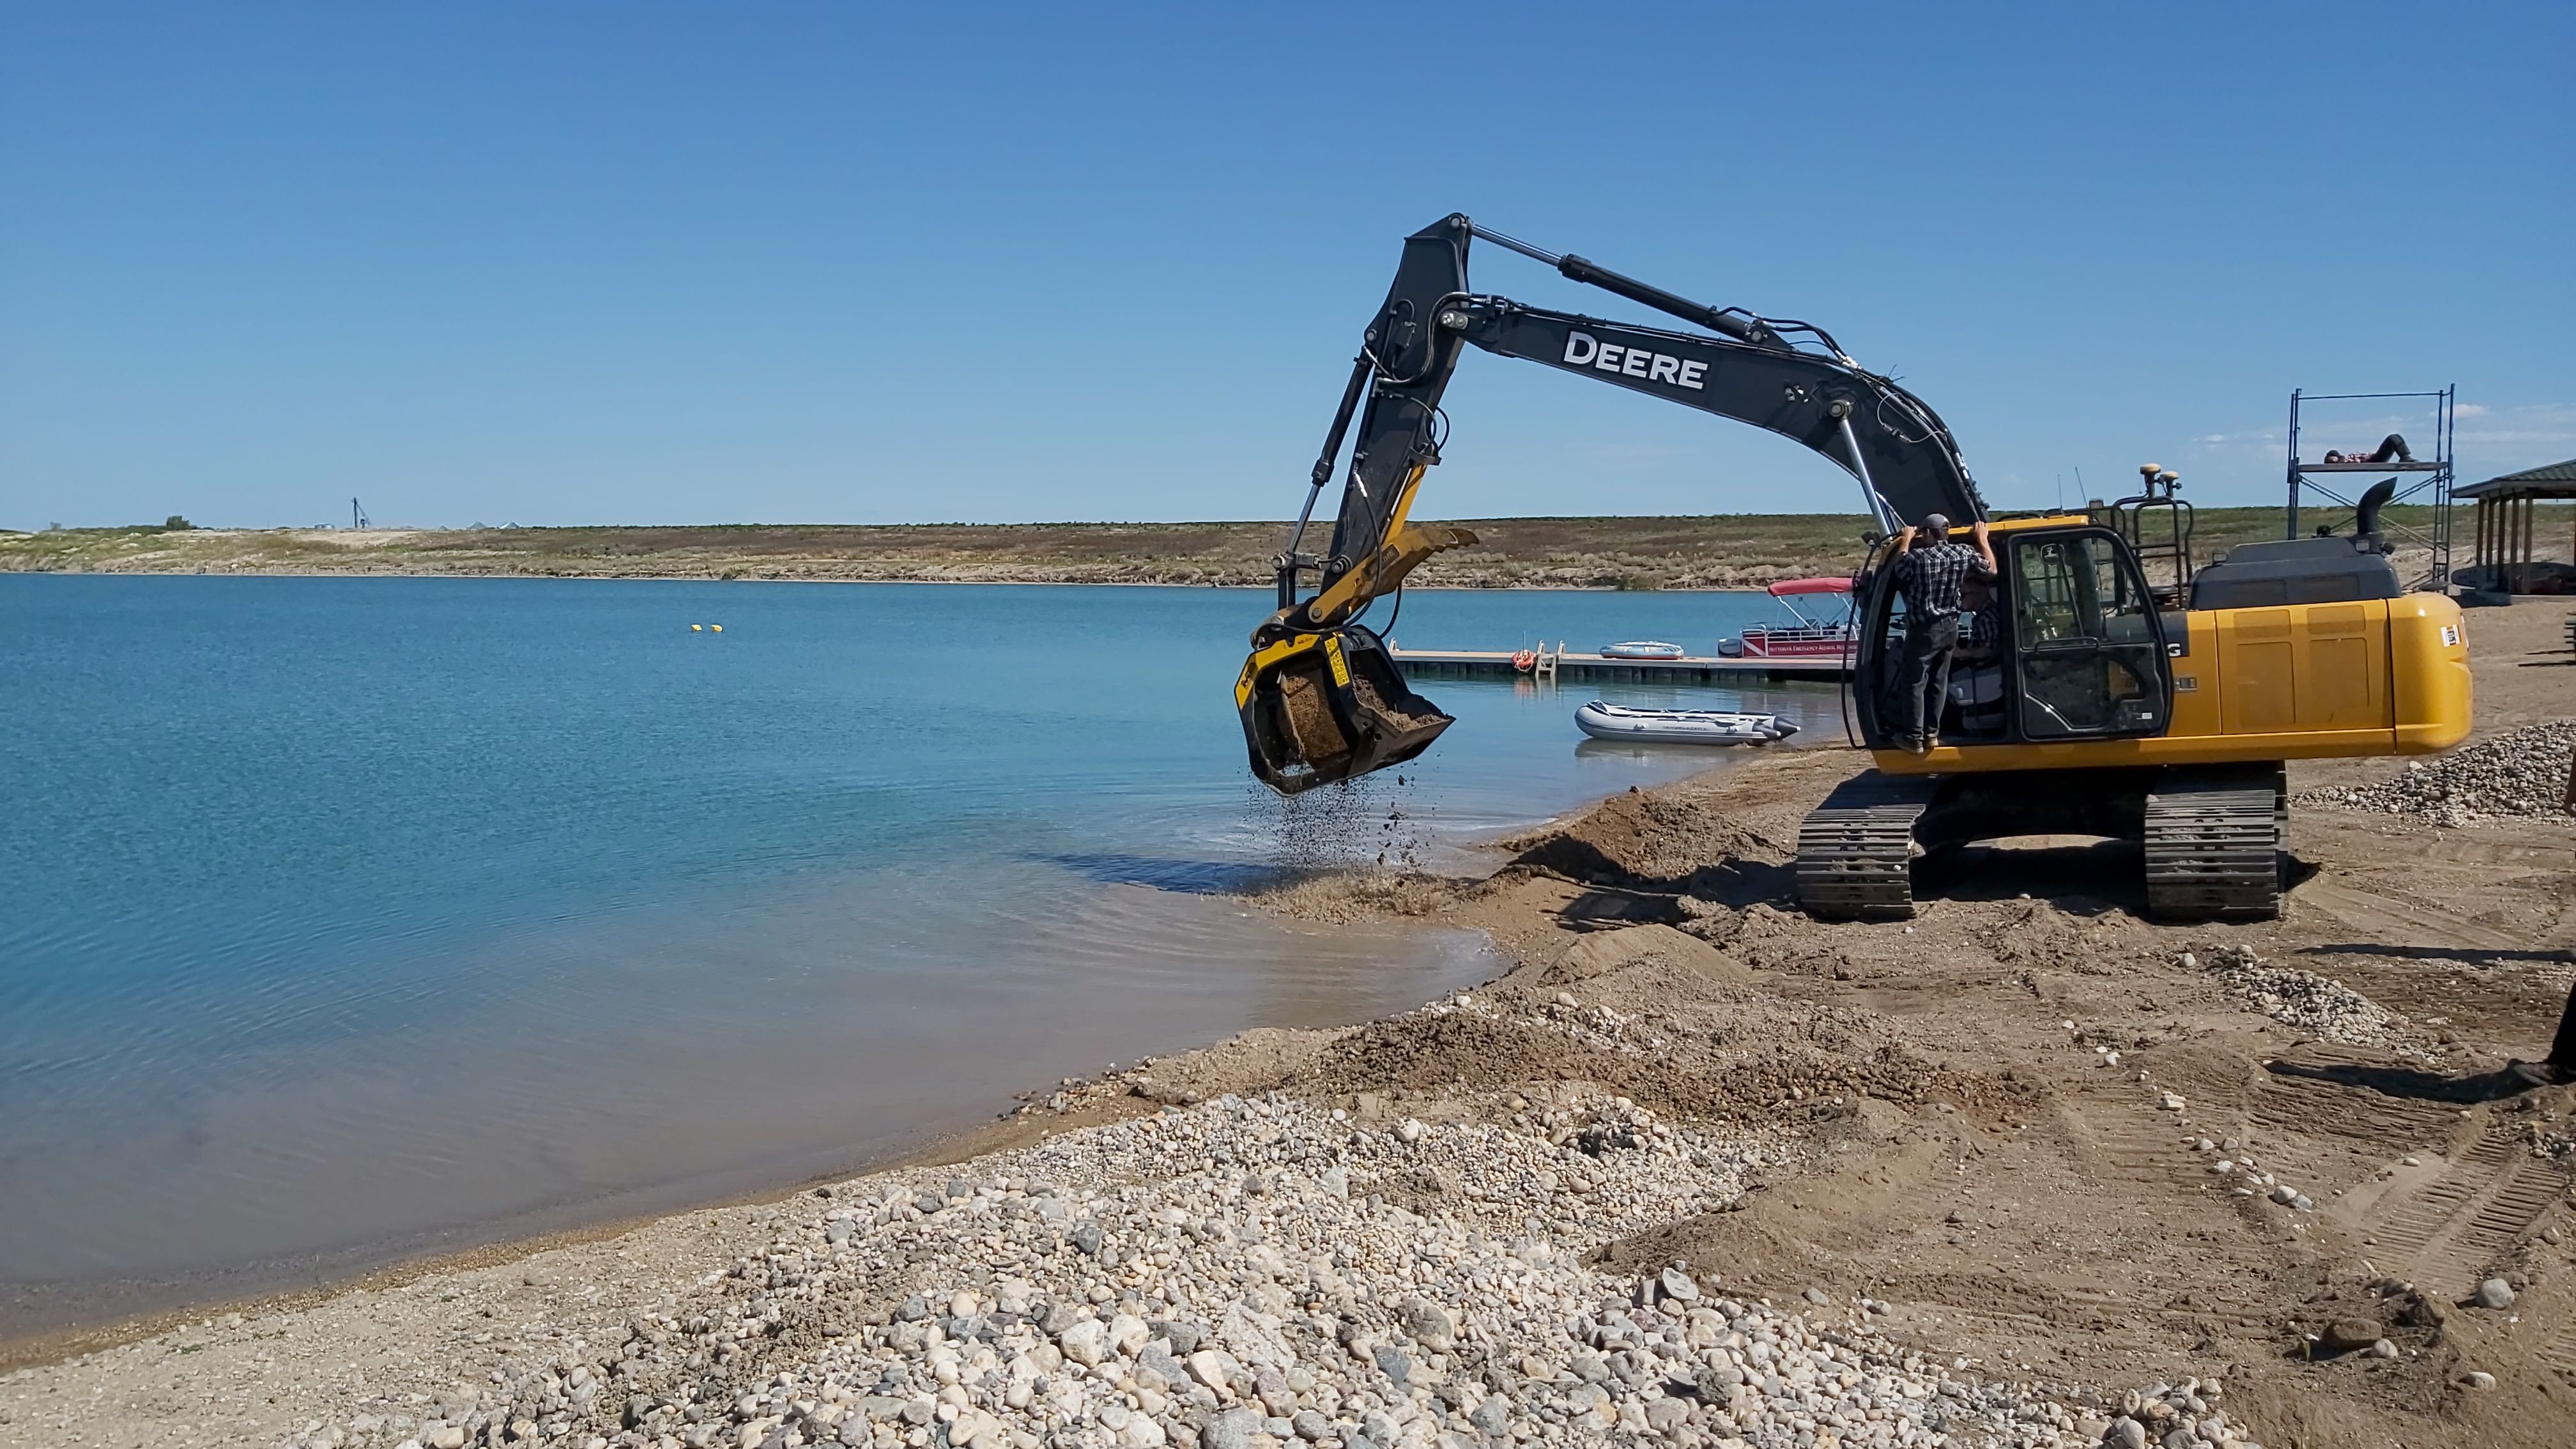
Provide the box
[2322,433,2415,464]
[1882,513,1995,755]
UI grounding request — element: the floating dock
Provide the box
[1388,645,1848,683]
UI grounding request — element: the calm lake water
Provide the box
[0,574,1839,1331]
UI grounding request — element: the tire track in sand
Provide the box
[2339,1124,2567,1298]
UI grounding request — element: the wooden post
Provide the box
[2504,496,2518,592]
[2488,497,2499,583]
[2483,492,2504,590]
[2507,496,2519,591]
[2506,497,2517,592]
[2533,496,2545,588]
[2518,496,2534,592]
[2529,496,2541,590]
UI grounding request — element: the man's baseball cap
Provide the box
[1919,512,1952,535]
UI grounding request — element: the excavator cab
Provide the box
[1849,519,2174,753]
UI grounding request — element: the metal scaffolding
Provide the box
[2284,387,2455,592]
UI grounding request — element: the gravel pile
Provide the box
[2186,947,2409,1048]
[1414,990,1666,1059]
[2083,1381,2247,1449]
[286,1090,2184,1449]
[2299,719,2576,825]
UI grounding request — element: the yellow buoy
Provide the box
[691,624,704,631]
[710,624,723,632]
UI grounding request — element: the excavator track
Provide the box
[2143,764,2285,923]
[1796,772,1938,921]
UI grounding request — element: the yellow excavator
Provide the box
[1237,215,2473,921]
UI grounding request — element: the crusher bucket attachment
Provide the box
[1236,624,1452,794]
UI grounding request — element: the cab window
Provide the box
[2011,533,2169,738]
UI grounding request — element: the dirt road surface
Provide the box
[1155,595,2576,1447]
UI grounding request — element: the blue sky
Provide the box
[3,3,2569,529]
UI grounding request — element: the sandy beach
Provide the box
[3,597,2570,1449]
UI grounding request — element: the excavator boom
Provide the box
[1241,213,1983,792]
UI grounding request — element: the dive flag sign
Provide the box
[1561,331,1707,391]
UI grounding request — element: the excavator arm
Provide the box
[1454,303,1982,532]
[1239,213,1989,793]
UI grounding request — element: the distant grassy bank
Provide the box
[0,506,2529,590]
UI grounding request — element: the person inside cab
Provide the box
[1939,571,2011,739]
[1956,573,2005,665]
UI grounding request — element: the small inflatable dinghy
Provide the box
[1598,640,1687,660]
[1573,700,1798,745]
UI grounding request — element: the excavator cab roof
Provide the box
[1984,513,2095,535]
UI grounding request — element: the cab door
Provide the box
[2010,530,2174,739]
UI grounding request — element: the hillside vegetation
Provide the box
[0,506,2529,590]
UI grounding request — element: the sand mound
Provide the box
[1308,923,1982,1123]
[1246,870,1481,925]
[1505,786,1787,898]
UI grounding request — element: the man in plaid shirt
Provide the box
[1883,512,1995,753]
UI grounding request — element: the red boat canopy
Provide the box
[1767,576,1853,597]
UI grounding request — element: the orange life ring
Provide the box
[1511,648,1538,673]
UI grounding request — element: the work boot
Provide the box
[2509,974,2575,1090]
[2506,1060,2571,1089]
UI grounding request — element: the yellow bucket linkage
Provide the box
[1235,624,1452,793]
[1238,460,1475,793]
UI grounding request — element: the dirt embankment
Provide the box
[1140,596,2576,1447]
[3,601,2569,1449]
[6,508,2538,591]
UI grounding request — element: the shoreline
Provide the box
[0,1048,1232,1376]
[12,507,2511,595]
[4,601,2570,1449]
[0,912,1502,1374]
[0,571,1752,593]
[0,751,1725,1373]
[0,579,1809,1365]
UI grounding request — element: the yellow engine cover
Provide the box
[1880,592,2472,774]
